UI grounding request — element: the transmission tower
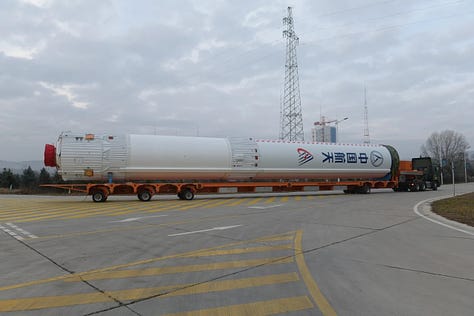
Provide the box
[363,86,370,144]
[279,7,304,141]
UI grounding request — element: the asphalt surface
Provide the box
[0,183,473,315]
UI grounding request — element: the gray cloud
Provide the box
[0,0,473,161]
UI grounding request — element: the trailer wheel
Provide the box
[91,190,107,202]
[138,189,153,202]
[359,184,371,194]
[181,189,195,200]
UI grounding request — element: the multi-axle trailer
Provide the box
[43,132,440,202]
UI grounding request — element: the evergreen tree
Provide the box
[39,168,52,184]
[0,168,19,189]
[21,166,37,190]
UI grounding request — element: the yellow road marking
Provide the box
[201,199,235,209]
[264,196,276,204]
[164,296,314,316]
[0,231,296,291]
[0,195,322,223]
[0,273,299,312]
[226,198,247,206]
[247,197,264,206]
[65,257,294,282]
[294,230,337,316]
[177,199,221,211]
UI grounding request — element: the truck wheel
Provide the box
[419,182,426,191]
[92,190,107,202]
[181,189,195,200]
[432,181,438,191]
[411,183,419,192]
[138,189,153,202]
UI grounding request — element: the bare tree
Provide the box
[421,130,470,183]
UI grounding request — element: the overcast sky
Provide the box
[1,0,473,161]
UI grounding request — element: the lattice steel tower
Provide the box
[279,7,304,141]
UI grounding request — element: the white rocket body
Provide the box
[45,132,394,182]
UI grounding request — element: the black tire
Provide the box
[138,189,153,202]
[432,181,438,191]
[411,183,419,192]
[92,190,107,202]
[359,184,371,194]
[181,189,195,200]
[419,182,426,191]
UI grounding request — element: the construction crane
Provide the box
[313,116,348,142]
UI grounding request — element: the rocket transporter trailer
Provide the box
[43,132,440,202]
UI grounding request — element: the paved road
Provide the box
[0,184,473,315]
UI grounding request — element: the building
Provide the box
[312,125,336,143]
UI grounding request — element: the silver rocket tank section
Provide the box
[44,132,395,182]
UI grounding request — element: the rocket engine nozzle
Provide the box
[44,144,57,167]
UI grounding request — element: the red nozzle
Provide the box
[44,144,57,167]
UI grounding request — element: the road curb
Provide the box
[414,196,474,236]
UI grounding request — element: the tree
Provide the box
[0,168,19,189]
[21,166,38,190]
[421,130,470,183]
[38,168,52,185]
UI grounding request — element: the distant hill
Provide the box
[0,160,55,174]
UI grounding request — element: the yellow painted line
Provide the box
[0,273,299,312]
[0,231,296,291]
[164,296,314,316]
[176,245,293,258]
[280,196,289,202]
[226,198,247,206]
[294,230,337,316]
[307,195,315,200]
[295,196,302,201]
[177,199,221,211]
[246,197,264,206]
[201,199,235,209]
[65,257,294,282]
[264,196,276,204]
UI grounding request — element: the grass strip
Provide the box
[431,192,474,227]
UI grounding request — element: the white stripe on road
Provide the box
[110,215,168,223]
[168,225,242,237]
[1,223,38,240]
[413,197,474,236]
[248,204,282,209]
[6,223,38,238]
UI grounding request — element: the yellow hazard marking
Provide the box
[0,231,296,291]
[65,257,294,282]
[0,229,335,315]
[164,296,314,316]
[246,197,265,205]
[0,273,299,312]
[0,195,324,223]
[295,230,337,316]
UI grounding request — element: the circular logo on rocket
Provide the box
[370,150,384,167]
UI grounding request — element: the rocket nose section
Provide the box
[44,144,57,167]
